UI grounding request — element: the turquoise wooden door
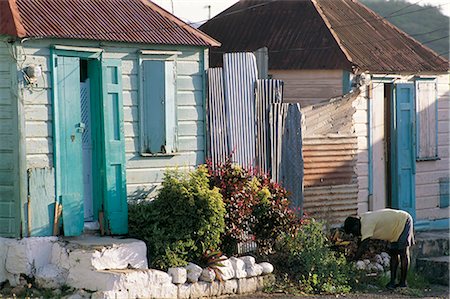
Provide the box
[101,59,128,234]
[56,56,84,236]
[391,83,416,219]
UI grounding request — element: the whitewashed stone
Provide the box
[168,267,187,284]
[383,257,390,267]
[51,242,70,270]
[363,259,370,265]
[374,254,383,264]
[91,240,148,270]
[258,262,274,274]
[246,264,263,277]
[237,277,258,294]
[200,268,215,282]
[355,260,365,270]
[381,252,390,259]
[221,279,238,295]
[0,238,11,283]
[190,281,210,298]
[219,259,235,280]
[240,256,256,267]
[35,264,68,289]
[5,241,29,275]
[230,257,246,278]
[186,263,203,283]
[374,263,384,272]
[147,269,172,285]
[150,282,177,299]
[210,281,221,296]
[177,284,191,299]
[91,290,129,299]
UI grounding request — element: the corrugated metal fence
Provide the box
[207,52,303,211]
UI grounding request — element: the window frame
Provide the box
[138,50,180,156]
[415,77,439,161]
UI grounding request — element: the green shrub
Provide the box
[271,218,353,294]
[128,166,225,270]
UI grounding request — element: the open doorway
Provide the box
[384,83,393,208]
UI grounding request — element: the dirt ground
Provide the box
[229,284,449,299]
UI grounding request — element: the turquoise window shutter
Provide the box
[101,58,128,234]
[142,59,176,154]
[415,79,438,160]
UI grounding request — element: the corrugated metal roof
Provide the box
[199,0,448,73]
[0,0,219,47]
[200,0,351,70]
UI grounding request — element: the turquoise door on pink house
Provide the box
[391,83,416,219]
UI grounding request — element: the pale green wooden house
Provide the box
[0,0,219,238]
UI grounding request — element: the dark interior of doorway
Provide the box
[384,83,393,208]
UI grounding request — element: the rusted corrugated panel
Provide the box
[302,90,359,137]
[314,0,448,73]
[304,183,358,224]
[200,0,447,72]
[3,0,219,46]
[199,0,351,70]
[303,136,357,187]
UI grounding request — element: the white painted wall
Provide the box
[358,73,450,222]
[415,74,450,221]
[17,39,207,201]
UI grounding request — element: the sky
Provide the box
[151,0,450,25]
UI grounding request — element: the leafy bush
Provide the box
[128,166,225,270]
[207,159,299,256]
[271,218,353,294]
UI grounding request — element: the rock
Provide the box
[258,262,274,274]
[237,277,258,294]
[219,259,235,280]
[168,267,187,284]
[363,259,371,265]
[380,252,390,259]
[35,264,68,289]
[177,284,191,299]
[374,254,383,264]
[221,279,238,295]
[51,242,71,270]
[0,238,11,283]
[53,289,63,296]
[246,264,263,277]
[239,256,256,267]
[90,240,148,270]
[209,281,221,296]
[229,257,246,278]
[383,257,390,267]
[355,260,366,270]
[5,242,29,275]
[190,281,210,298]
[186,263,203,283]
[200,268,215,282]
[374,263,384,272]
[150,283,177,299]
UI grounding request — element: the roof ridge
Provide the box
[355,0,448,66]
[139,0,220,47]
[311,0,355,71]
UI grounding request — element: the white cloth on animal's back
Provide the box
[360,209,410,242]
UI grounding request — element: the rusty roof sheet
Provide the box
[0,0,219,47]
[199,0,448,73]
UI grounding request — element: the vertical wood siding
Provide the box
[0,40,20,237]
[20,40,207,202]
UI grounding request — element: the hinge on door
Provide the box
[54,57,58,67]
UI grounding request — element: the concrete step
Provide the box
[55,236,148,271]
[416,256,449,286]
[413,230,449,258]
